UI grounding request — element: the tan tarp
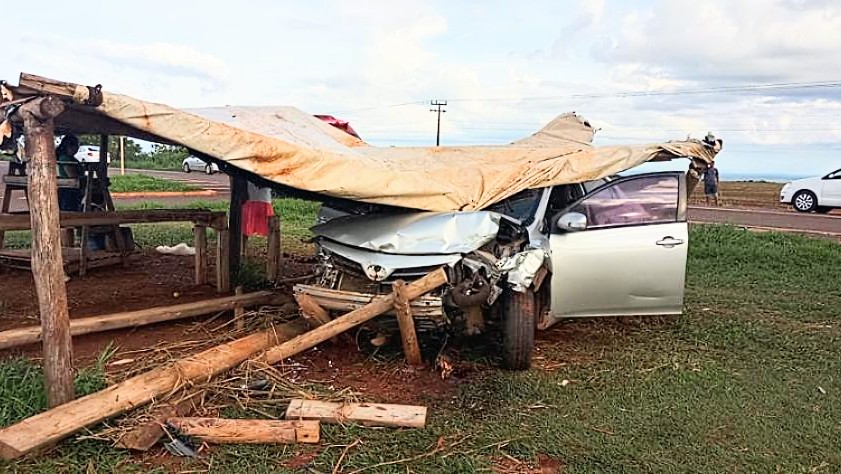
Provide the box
[77,92,719,211]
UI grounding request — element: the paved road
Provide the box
[688,206,841,236]
[3,160,841,237]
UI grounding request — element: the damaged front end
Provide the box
[294,210,549,338]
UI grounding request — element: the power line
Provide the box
[327,79,841,114]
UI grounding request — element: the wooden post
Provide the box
[266,215,280,282]
[216,226,231,293]
[18,96,74,407]
[193,225,207,285]
[119,136,125,176]
[228,174,247,284]
[166,418,320,445]
[392,280,423,366]
[233,286,245,330]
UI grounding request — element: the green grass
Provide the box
[2,225,840,472]
[109,174,199,193]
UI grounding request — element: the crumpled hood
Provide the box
[311,211,502,255]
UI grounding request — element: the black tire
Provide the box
[793,190,817,213]
[502,288,535,370]
[182,162,191,173]
[816,206,832,214]
[205,164,213,175]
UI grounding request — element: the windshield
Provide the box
[486,188,543,221]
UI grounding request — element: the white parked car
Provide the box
[780,168,841,213]
[182,156,219,174]
[74,145,111,164]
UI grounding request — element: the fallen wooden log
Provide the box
[0,291,274,351]
[115,392,201,451]
[167,418,320,444]
[258,268,448,365]
[285,399,427,428]
[0,319,309,460]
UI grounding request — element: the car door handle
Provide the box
[656,236,684,247]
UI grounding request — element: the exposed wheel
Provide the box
[816,206,832,214]
[205,164,213,175]
[793,190,817,212]
[501,288,535,370]
[182,162,191,173]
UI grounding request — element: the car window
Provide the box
[582,178,607,194]
[569,175,679,230]
[826,169,841,179]
[487,188,543,221]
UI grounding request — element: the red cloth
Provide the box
[241,201,275,237]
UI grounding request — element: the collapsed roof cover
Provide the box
[3,75,721,211]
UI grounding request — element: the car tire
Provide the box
[183,163,191,173]
[205,164,213,175]
[502,288,535,370]
[816,206,832,214]
[793,190,817,212]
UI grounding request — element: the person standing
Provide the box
[55,135,83,211]
[702,162,720,206]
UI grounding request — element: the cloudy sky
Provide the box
[5,0,841,178]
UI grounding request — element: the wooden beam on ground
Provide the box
[257,268,448,366]
[0,319,310,460]
[266,215,280,282]
[392,280,423,366]
[166,418,320,445]
[115,392,200,451]
[285,399,427,429]
[228,174,247,283]
[0,291,275,351]
[18,95,74,407]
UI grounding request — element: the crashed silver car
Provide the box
[296,171,689,369]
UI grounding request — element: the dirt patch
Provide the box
[286,339,461,405]
[0,250,221,364]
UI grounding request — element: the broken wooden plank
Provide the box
[293,284,444,319]
[295,293,332,328]
[0,319,310,460]
[233,286,245,330]
[115,393,200,451]
[393,280,423,366]
[257,268,448,365]
[167,418,320,445]
[285,399,427,429]
[0,291,275,350]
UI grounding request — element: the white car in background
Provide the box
[780,167,841,213]
[74,145,111,164]
[182,155,220,174]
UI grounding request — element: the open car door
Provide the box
[546,172,688,322]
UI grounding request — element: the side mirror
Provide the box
[557,212,587,232]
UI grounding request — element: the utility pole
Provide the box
[429,100,447,146]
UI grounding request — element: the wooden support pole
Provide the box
[257,268,448,366]
[285,399,427,429]
[294,292,338,343]
[166,418,320,445]
[0,319,310,460]
[193,225,207,285]
[18,96,74,407]
[228,174,247,283]
[216,227,230,293]
[392,280,423,366]
[266,215,280,282]
[0,291,275,350]
[233,286,245,330]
